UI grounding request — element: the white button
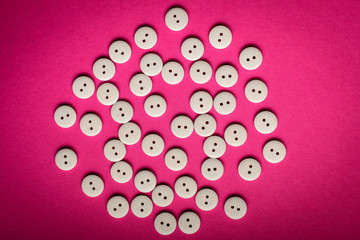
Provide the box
[93,58,116,81]
[134,26,157,49]
[194,114,216,137]
[110,100,133,124]
[164,148,188,171]
[213,91,236,115]
[170,115,194,139]
[238,158,261,181]
[131,195,153,218]
[203,136,226,158]
[79,113,102,136]
[154,212,177,235]
[144,94,167,117]
[215,65,238,88]
[190,90,213,114]
[239,46,263,70]
[245,79,268,103]
[55,148,77,171]
[109,40,131,64]
[110,161,133,183]
[224,196,247,220]
[174,175,197,199]
[178,211,201,234]
[209,25,232,49]
[152,184,174,207]
[254,110,278,134]
[141,133,165,157]
[195,188,218,211]
[189,60,212,84]
[201,158,224,181]
[165,7,188,31]
[263,139,286,163]
[181,37,204,61]
[104,139,126,162]
[129,73,152,97]
[81,174,104,197]
[72,76,95,99]
[54,105,76,128]
[161,61,184,84]
[118,122,141,145]
[107,195,129,219]
[97,83,119,106]
[134,170,157,193]
[224,123,247,147]
[140,53,163,76]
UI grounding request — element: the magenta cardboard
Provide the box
[0,0,359,239]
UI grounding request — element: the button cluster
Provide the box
[53,6,287,236]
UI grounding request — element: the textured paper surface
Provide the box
[0,0,360,239]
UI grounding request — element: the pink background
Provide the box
[1,0,360,239]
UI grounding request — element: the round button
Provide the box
[245,79,268,103]
[190,90,213,114]
[152,184,174,207]
[142,133,165,157]
[118,122,141,145]
[93,58,116,81]
[224,123,247,147]
[109,40,131,64]
[164,148,188,171]
[104,139,126,162]
[72,76,95,99]
[238,158,261,181]
[224,196,247,220]
[214,91,236,115]
[195,188,218,211]
[140,53,163,76]
[144,94,167,117]
[134,170,157,193]
[194,114,216,137]
[239,46,263,70]
[107,195,129,219]
[263,139,286,163]
[154,212,177,235]
[96,83,119,106]
[203,136,226,158]
[110,161,133,183]
[174,175,197,199]
[81,174,104,197]
[80,113,102,136]
[165,7,188,31]
[190,60,212,84]
[131,195,153,218]
[254,110,278,134]
[171,115,194,139]
[129,73,152,97]
[178,211,201,234]
[54,105,76,128]
[215,65,238,88]
[209,25,232,49]
[201,158,224,181]
[181,37,204,61]
[161,61,184,84]
[110,100,133,124]
[134,26,157,49]
[55,148,77,171]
